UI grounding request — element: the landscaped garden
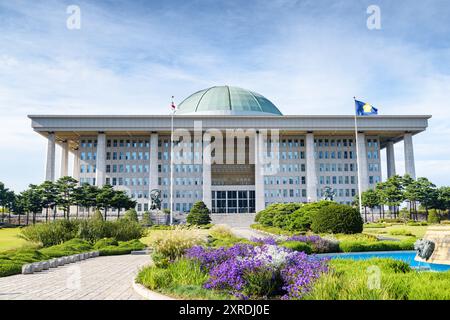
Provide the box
[0,210,146,277]
[135,200,450,300]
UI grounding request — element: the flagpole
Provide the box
[170,97,175,225]
[354,97,363,218]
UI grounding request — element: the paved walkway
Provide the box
[230,226,269,240]
[0,254,150,300]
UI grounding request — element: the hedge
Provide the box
[311,203,363,234]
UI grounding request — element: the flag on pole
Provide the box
[355,99,378,116]
[171,96,176,111]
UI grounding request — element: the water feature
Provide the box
[319,251,450,272]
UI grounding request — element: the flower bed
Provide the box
[178,243,328,299]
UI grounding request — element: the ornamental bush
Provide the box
[124,209,139,222]
[20,220,80,247]
[141,211,152,226]
[287,201,334,231]
[187,201,211,225]
[311,203,363,234]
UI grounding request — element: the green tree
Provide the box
[0,182,8,222]
[78,183,99,218]
[376,175,404,218]
[436,186,450,218]
[55,176,78,219]
[96,185,115,220]
[415,177,437,218]
[402,174,420,220]
[361,189,381,222]
[38,181,57,222]
[22,184,43,224]
[11,193,25,225]
[111,190,136,219]
[186,201,211,225]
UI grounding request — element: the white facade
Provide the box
[30,87,430,214]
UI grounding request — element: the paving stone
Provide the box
[0,255,149,300]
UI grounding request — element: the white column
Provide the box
[60,140,69,178]
[255,131,265,213]
[305,132,318,202]
[357,132,369,192]
[404,133,416,179]
[202,133,212,210]
[386,140,396,178]
[149,133,159,191]
[45,132,56,181]
[95,133,106,187]
[72,148,80,181]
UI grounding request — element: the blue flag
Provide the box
[355,99,378,116]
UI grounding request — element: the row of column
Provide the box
[44,130,416,212]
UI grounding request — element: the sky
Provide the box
[0,0,449,192]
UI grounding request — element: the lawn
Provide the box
[363,223,429,240]
[0,228,28,251]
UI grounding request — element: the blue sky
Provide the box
[0,0,450,191]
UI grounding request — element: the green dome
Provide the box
[176,86,283,116]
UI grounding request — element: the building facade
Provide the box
[29,86,430,214]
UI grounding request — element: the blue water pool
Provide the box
[318,251,450,272]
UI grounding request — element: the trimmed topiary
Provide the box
[311,203,363,234]
[186,201,211,225]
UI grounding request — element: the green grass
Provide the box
[250,223,299,236]
[137,258,233,300]
[0,228,29,251]
[305,258,450,300]
[363,223,429,240]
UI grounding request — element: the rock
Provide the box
[32,262,43,272]
[41,261,50,270]
[22,264,34,274]
[57,258,65,266]
[49,259,58,268]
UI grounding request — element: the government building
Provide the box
[29,86,430,215]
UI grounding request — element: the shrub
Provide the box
[186,201,211,225]
[0,262,22,277]
[255,203,303,229]
[338,238,415,252]
[98,239,145,256]
[39,238,92,258]
[279,241,312,254]
[111,219,144,241]
[137,266,172,290]
[20,220,80,247]
[428,211,441,224]
[150,227,205,267]
[288,201,333,231]
[141,211,152,226]
[407,221,428,226]
[243,267,283,298]
[124,209,139,222]
[93,237,118,249]
[311,203,363,234]
[389,229,414,237]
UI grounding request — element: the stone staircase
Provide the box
[211,213,256,228]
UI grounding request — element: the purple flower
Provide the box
[185,243,329,299]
